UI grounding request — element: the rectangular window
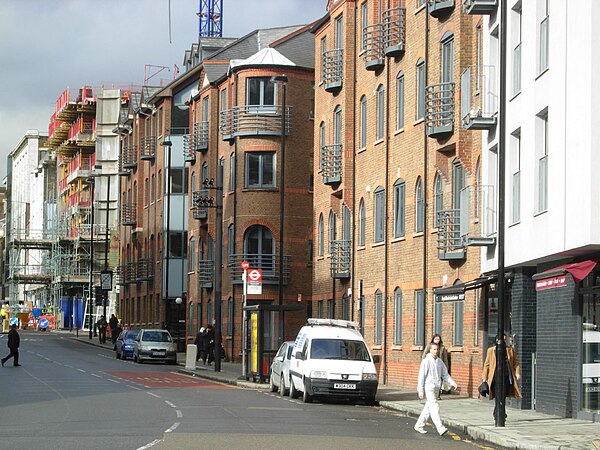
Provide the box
[318,300,324,319]
[360,97,367,149]
[512,4,522,95]
[396,74,405,130]
[335,15,343,50]
[189,302,195,334]
[342,295,349,321]
[361,2,368,51]
[376,86,385,140]
[228,299,234,336]
[538,0,549,73]
[415,290,424,346]
[375,291,383,345]
[197,303,202,330]
[328,299,334,319]
[394,290,402,345]
[167,231,188,258]
[416,61,426,119]
[393,182,405,238]
[228,225,235,262]
[454,300,464,346]
[220,88,227,114]
[245,152,275,188]
[169,168,188,194]
[229,153,236,192]
[441,37,454,83]
[321,36,327,82]
[537,113,548,212]
[434,301,442,335]
[512,130,521,223]
[246,78,276,112]
[374,188,385,242]
[189,238,196,272]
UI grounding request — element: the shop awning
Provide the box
[434,274,498,302]
[532,260,597,291]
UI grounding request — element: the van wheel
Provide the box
[302,383,313,403]
[280,374,289,396]
[289,379,300,399]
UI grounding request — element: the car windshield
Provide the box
[142,331,172,343]
[124,331,139,340]
[310,339,371,361]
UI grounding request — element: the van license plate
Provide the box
[334,383,356,390]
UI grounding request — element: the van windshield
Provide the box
[310,339,371,361]
[584,342,600,364]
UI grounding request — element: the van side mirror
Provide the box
[372,355,381,363]
[295,351,304,360]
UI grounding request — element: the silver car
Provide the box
[133,329,177,364]
[270,341,295,396]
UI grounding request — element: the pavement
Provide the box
[67,331,600,450]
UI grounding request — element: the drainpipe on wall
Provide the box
[422,3,430,348]
[351,0,358,324]
[382,18,391,386]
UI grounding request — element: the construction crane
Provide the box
[197,0,223,38]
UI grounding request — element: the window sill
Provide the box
[391,236,406,243]
[374,138,384,146]
[431,227,438,234]
[357,146,367,154]
[317,256,325,261]
[357,245,366,251]
[413,117,425,126]
[508,220,520,228]
[393,128,405,136]
[412,345,424,352]
[391,345,403,351]
[510,90,521,102]
[412,231,424,238]
[372,345,382,350]
[371,241,385,249]
[242,187,277,192]
[415,3,426,14]
[535,67,549,81]
[449,346,464,353]
[534,209,548,218]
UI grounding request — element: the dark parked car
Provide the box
[115,330,139,360]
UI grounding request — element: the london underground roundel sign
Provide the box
[248,269,262,283]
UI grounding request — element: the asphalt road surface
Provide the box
[0,331,501,450]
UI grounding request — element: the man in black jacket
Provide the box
[1,324,21,367]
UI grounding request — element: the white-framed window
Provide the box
[415,176,424,232]
[512,2,522,95]
[416,58,426,119]
[374,186,385,242]
[511,129,521,224]
[536,112,548,213]
[434,172,443,227]
[394,288,402,345]
[376,84,385,140]
[393,179,405,238]
[246,77,276,113]
[359,95,367,149]
[375,289,383,345]
[358,198,366,246]
[538,0,549,73]
[396,72,405,130]
[245,152,275,188]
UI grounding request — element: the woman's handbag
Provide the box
[478,380,490,397]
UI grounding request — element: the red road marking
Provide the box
[105,371,232,389]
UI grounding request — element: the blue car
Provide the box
[115,330,139,360]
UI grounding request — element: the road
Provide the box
[0,331,501,450]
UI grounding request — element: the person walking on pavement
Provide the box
[482,334,522,421]
[97,315,108,344]
[195,327,206,362]
[422,334,450,398]
[414,341,459,435]
[204,324,215,365]
[1,323,21,367]
[109,314,118,345]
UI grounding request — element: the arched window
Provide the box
[434,172,443,227]
[393,179,405,238]
[191,171,196,194]
[376,84,385,140]
[189,237,196,272]
[333,106,342,145]
[394,288,402,345]
[475,157,481,219]
[228,224,235,264]
[416,58,426,119]
[319,121,326,170]
[415,176,424,232]
[358,199,366,246]
[328,210,337,252]
[244,225,275,272]
[229,152,236,192]
[318,213,324,256]
[452,159,466,208]
[201,162,208,186]
[359,96,367,149]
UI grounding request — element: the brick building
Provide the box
[312,0,491,396]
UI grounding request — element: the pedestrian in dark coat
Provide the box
[194,327,206,362]
[204,325,215,365]
[97,316,108,344]
[109,314,119,344]
[1,324,21,367]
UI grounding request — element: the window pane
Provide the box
[417,62,425,119]
[397,75,404,130]
[247,154,260,186]
[359,200,365,246]
[454,300,464,346]
[375,291,383,345]
[415,290,424,346]
[434,301,442,335]
[395,289,402,345]
[262,153,274,186]
[539,16,549,72]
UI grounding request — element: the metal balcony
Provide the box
[191,189,210,220]
[382,7,406,57]
[461,66,497,130]
[121,203,137,227]
[219,105,291,140]
[330,240,351,279]
[121,145,137,169]
[322,49,343,92]
[183,142,196,163]
[140,136,156,161]
[185,121,209,152]
[458,185,497,247]
[363,24,384,71]
[462,0,497,15]
[428,0,455,18]
[229,254,290,285]
[198,260,214,289]
[117,262,137,285]
[136,258,154,281]
[426,82,454,137]
[436,209,465,260]
[320,144,342,185]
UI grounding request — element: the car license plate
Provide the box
[152,351,166,357]
[334,383,356,390]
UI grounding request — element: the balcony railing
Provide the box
[330,240,351,279]
[436,209,465,260]
[220,105,291,140]
[117,263,137,285]
[191,189,210,220]
[363,24,384,70]
[462,0,497,15]
[461,66,497,130]
[183,140,196,163]
[322,49,343,92]
[382,7,406,57]
[320,144,342,185]
[121,203,137,226]
[198,260,214,289]
[428,0,455,18]
[229,254,290,285]
[184,121,208,152]
[425,82,454,137]
[121,145,138,169]
[136,258,154,282]
[140,136,156,160]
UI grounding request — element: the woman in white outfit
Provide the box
[414,342,459,435]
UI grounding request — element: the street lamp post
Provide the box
[103,172,111,318]
[87,178,95,339]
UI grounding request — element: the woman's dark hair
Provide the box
[430,334,443,345]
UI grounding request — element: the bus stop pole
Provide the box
[242,268,248,379]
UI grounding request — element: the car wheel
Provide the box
[115,351,120,359]
[289,379,299,399]
[280,374,289,397]
[302,381,313,403]
[270,374,278,393]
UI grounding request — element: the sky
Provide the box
[0,0,326,181]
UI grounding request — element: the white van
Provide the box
[288,318,379,404]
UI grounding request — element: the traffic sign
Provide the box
[38,318,49,329]
[9,317,18,326]
[241,261,250,270]
[248,269,262,283]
